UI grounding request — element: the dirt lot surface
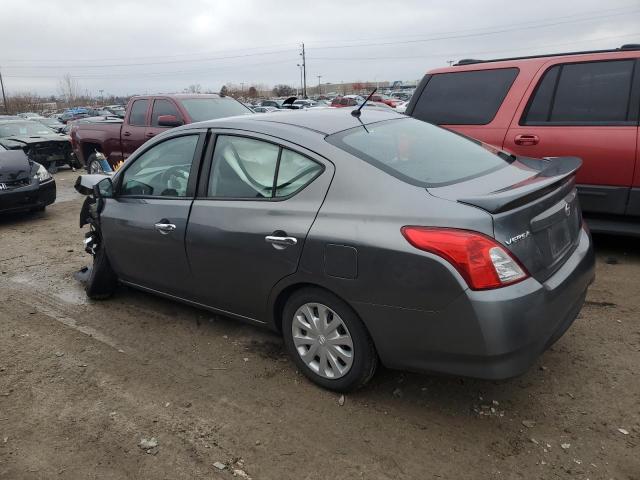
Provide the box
[1,169,638,479]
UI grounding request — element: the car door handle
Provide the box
[146,132,155,138]
[265,235,297,247]
[154,222,176,234]
[514,134,539,146]
[123,131,131,137]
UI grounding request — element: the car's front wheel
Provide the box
[86,153,104,174]
[282,288,378,391]
[85,238,117,300]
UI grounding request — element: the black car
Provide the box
[0,119,78,171]
[0,145,56,214]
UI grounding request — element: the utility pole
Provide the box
[317,75,322,95]
[301,42,307,98]
[0,68,7,114]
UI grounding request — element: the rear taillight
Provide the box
[401,227,528,290]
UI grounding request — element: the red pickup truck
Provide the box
[70,94,252,173]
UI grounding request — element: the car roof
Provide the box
[188,107,403,136]
[428,45,640,74]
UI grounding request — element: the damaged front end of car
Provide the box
[0,135,77,172]
[75,174,112,255]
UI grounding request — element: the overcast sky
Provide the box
[1,0,639,97]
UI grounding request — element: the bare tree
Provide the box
[58,74,80,106]
[185,84,202,94]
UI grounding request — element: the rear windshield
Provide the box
[412,68,518,125]
[325,118,512,187]
[179,98,252,122]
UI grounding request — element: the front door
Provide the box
[121,98,150,160]
[146,98,185,140]
[186,133,333,321]
[504,58,640,215]
[101,132,204,296]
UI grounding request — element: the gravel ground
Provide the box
[0,169,638,479]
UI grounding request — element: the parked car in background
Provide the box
[70,94,253,173]
[60,111,89,124]
[407,44,640,235]
[0,146,56,213]
[330,95,365,107]
[260,100,282,109]
[17,112,42,120]
[253,106,279,113]
[293,99,317,108]
[34,117,66,133]
[75,108,594,391]
[0,119,78,171]
[369,94,401,108]
[395,101,409,114]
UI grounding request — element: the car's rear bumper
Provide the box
[0,179,56,213]
[354,225,595,379]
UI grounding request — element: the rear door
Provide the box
[186,132,333,321]
[504,58,640,216]
[121,98,150,159]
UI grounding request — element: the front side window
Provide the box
[151,99,182,126]
[412,68,519,125]
[129,99,149,126]
[522,60,636,125]
[326,117,511,187]
[120,135,198,197]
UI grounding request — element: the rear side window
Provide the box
[412,68,518,125]
[522,60,637,125]
[208,136,323,199]
[326,117,512,187]
[129,99,148,126]
[151,99,182,126]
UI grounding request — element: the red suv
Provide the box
[407,44,640,235]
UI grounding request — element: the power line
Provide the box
[306,9,640,51]
[307,32,640,62]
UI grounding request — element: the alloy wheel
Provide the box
[291,303,354,379]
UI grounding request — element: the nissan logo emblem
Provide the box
[0,183,7,191]
[564,203,571,217]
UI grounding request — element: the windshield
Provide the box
[325,118,512,187]
[179,98,252,122]
[0,122,56,138]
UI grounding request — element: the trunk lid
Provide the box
[429,156,583,282]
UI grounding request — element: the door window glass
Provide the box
[129,99,149,126]
[120,135,198,197]
[412,68,518,125]
[208,136,279,198]
[275,149,322,197]
[523,60,635,124]
[151,99,182,126]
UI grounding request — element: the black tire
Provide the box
[86,153,103,174]
[282,287,378,392]
[85,244,118,300]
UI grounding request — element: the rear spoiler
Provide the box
[458,156,582,214]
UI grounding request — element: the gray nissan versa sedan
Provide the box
[75,108,595,391]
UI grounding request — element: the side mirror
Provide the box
[158,114,184,127]
[93,177,114,199]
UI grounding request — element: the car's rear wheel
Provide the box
[85,240,117,300]
[87,153,104,174]
[282,288,377,391]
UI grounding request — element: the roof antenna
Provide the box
[351,87,377,118]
